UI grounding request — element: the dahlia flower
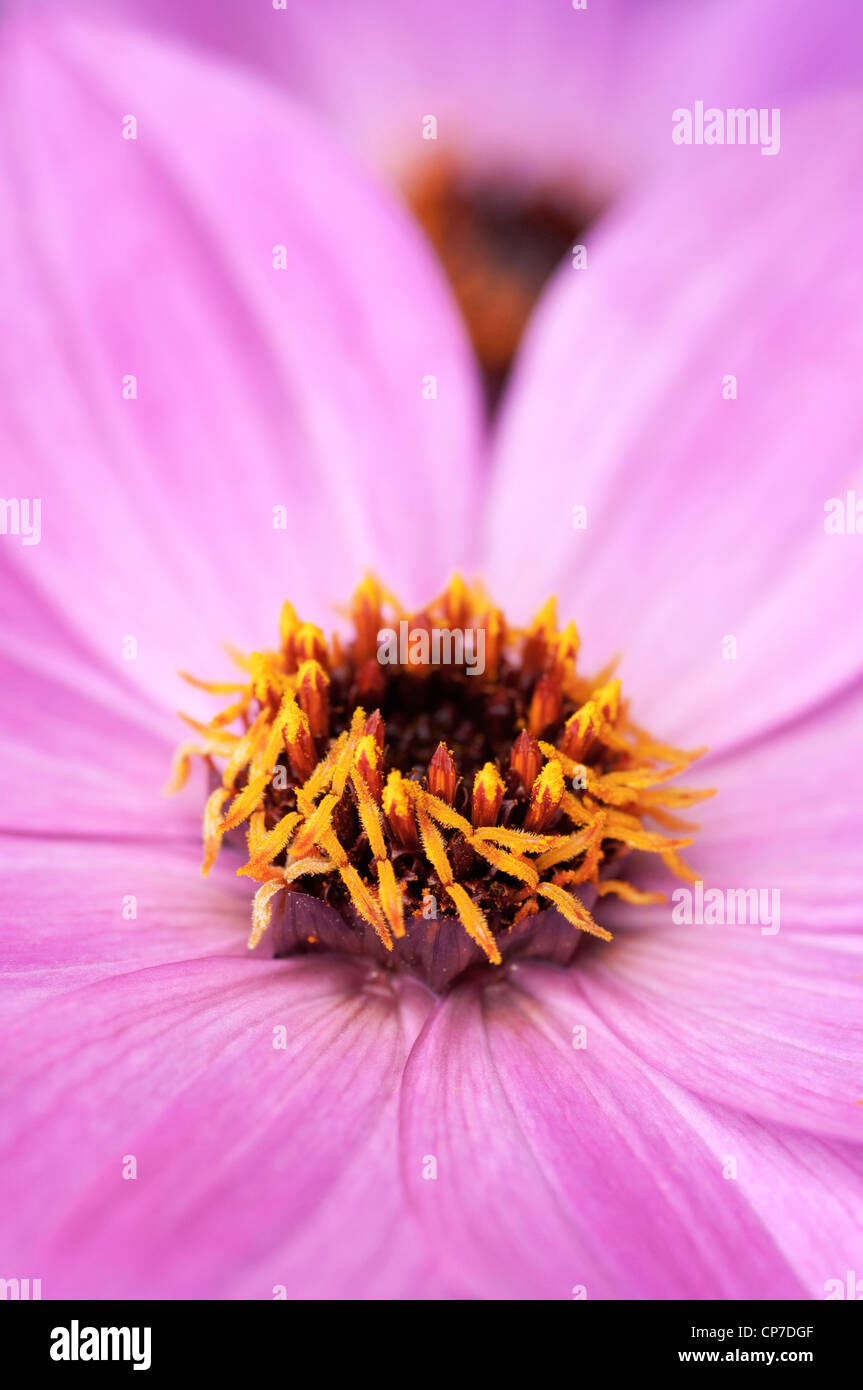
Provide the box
[1,13,862,1301]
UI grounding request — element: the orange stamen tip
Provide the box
[479,607,506,680]
[532,596,558,633]
[352,574,384,664]
[595,678,621,723]
[354,733,384,803]
[355,657,386,702]
[428,741,458,805]
[279,601,299,667]
[551,621,580,683]
[442,572,471,627]
[528,673,563,736]
[510,729,543,792]
[283,699,316,781]
[296,659,330,738]
[383,769,419,849]
[294,622,328,667]
[522,596,558,671]
[363,709,386,748]
[471,761,505,828]
[525,759,565,832]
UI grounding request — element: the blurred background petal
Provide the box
[26,0,863,399]
[0,13,482,713]
[483,95,863,754]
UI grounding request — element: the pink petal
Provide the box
[483,95,863,754]
[0,572,198,837]
[400,963,806,1298]
[594,680,863,937]
[652,1086,863,1300]
[62,1,863,196]
[578,928,863,1141]
[692,686,863,933]
[39,1,638,201]
[0,836,248,1022]
[0,13,482,711]
[0,953,453,1298]
[625,0,863,174]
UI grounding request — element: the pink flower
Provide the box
[28,0,863,391]
[1,13,862,1299]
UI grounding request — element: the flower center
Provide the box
[170,576,711,990]
[406,157,598,406]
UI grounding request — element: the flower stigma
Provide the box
[169,576,713,990]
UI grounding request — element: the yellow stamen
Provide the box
[597,880,667,905]
[202,787,230,875]
[470,839,539,888]
[248,878,286,949]
[238,811,303,878]
[536,882,612,941]
[471,825,556,853]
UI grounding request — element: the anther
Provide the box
[355,733,383,803]
[528,674,563,736]
[297,660,330,738]
[363,709,386,749]
[383,769,420,849]
[428,742,458,804]
[352,575,383,665]
[525,759,564,832]
[294,622,328,667]
[283,700,317,781]
[510,729,543,793]
[472,762,505,828]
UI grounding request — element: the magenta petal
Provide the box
[654,1088,863,1300]
[0,621,197,840]
[0,837,248,1023]
[578,929,863,1141]
[0,954,453,1298]
[63,1,863,198]
[0,13,482,711]
[686,695,863,934]
[38,1,640,200]
[0,668,183,839]
[0,536,195,835]
[624,0,863,173]
[597,683,863,938]
[686,686,863,934]
[484,96,863,754]
[400,964,805,1298]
